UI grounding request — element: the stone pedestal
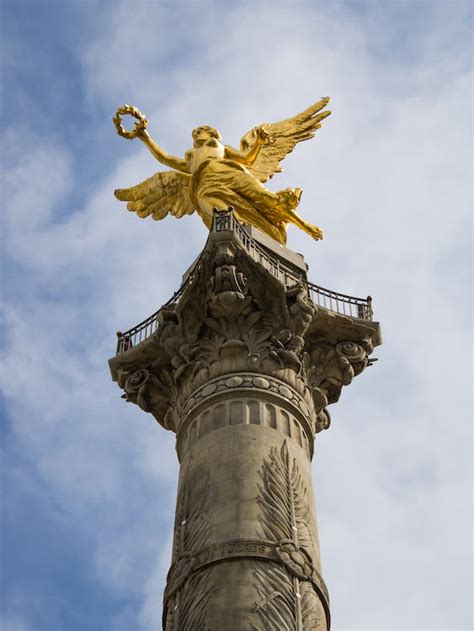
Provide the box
[109,211,381,630]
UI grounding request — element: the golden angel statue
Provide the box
[113,98,331,245]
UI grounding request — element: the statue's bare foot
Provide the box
[291,211,324,240]
[305,223,324,240]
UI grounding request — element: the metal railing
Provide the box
[115,248,207,354]
[213,210,373,320]
[307,281,372,320]
[116,209,373,354]
[213,210,306,287]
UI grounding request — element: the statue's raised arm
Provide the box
[138,130,188,174]
[113,98,332,244]
[113,105,188,173]
[224,126,273,167]
[113,105,194,222]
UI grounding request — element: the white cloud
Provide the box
[3,128,74,231]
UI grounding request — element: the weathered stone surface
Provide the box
[109,213,381,630]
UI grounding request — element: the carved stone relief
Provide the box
[304,340,369,412]
[108,229,381,630]
[163,434,330,629]
[178,396,312,460]
[164,461,215,629]
[164,567,214,631]
[176,372,316,458]
[112,239,375,439]
[248,560,324,630]
[257,441,313,551]
[247,562,301,630]
[251,441,330,629]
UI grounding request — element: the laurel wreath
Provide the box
[113,105,148,139]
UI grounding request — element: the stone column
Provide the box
[109,212,381,630]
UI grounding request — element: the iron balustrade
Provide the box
[214,210,305,286]
[115,250,206,354]
[307,281,372,320]
[116,209,373,354]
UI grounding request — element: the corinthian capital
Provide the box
[110,211,381,436]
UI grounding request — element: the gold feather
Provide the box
[114,170,194,221]
[240,97,331,183]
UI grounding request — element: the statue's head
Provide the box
[192,126,222,147]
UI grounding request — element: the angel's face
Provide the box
[192,129,212,147]
[192,126,221,148]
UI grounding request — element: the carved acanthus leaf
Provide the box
[114,233,374,439]
[286,283,315,338]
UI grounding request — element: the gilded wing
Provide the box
[240,97,331,183]
[114,170,194,220]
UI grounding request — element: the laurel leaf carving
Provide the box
[257,440,313,553]
[172,462,211,560]
[257,443,293,542]
[248,562,296,630]
[173,568,213,631]
[184,463,211,553]
[291,456,314,551]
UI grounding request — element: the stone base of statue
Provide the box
[109,210,381,630]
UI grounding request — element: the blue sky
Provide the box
[1,1,472,630]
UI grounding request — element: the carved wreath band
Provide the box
[165,539,329,603]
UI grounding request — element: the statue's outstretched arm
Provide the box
[138,130,189,173]
[225,126,270,166]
